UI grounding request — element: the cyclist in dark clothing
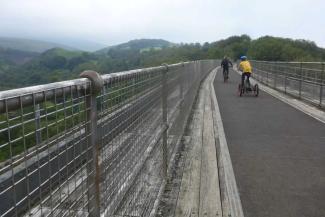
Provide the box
[221,56,233,79]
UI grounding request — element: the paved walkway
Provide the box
[214,68,325,217]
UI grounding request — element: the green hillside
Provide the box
[1,35,324,91]
[0,37,77,53]
[96,39,174,54]
[0,47,39,65]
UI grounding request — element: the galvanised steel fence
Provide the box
[0,60,219,217]
[251,61,325,108]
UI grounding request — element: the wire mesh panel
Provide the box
[0,80,95,217]
[251,61,325,108]
[0,60,219,217]
[98,67,165,216]
[286,78,301,97]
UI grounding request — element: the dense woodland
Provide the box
[1,35,325,90]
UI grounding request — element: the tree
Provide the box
[41,55,67,69]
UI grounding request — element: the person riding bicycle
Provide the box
[221,56,233,79]
[238,56,252,87]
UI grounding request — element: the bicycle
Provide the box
[222,68,229,82]
[238,78,259,97]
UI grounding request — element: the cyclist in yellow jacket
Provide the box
[238,56,252,87]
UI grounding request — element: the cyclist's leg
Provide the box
[223,67,228,81]
[246,73,251,86]
[226,67,229,78]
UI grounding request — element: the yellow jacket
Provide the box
[239,60,252,73]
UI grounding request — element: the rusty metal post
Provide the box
[80,70,104,217]
[161,64,168,179]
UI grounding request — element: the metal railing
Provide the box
[251,60,325,108]
[0,60,219,217]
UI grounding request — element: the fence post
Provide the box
[35,104,42,145]
[274,63,277,89]
[284,62,288,94]
[320,63,324,107]
[261,62,264,83]
[257,62,260,82]
[80,70,104,217]
[266,63,269,86]
[299,62,303,99]
[161,64,168,180]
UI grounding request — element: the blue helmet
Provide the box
[240,56,247,60]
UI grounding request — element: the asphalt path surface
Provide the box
[214,68,325,217]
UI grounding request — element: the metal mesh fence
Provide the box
[251,61,325,108]
[0,80,94,217]
[0,60,218,217]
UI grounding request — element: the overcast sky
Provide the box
[1,0,324,47]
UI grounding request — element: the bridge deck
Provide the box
[214,68,325,217]
[174,70,222,217]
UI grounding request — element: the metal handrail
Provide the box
[251,60,324,108]
[252,60,325,64]
[0,62,188,114]
[0,59,219,217]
